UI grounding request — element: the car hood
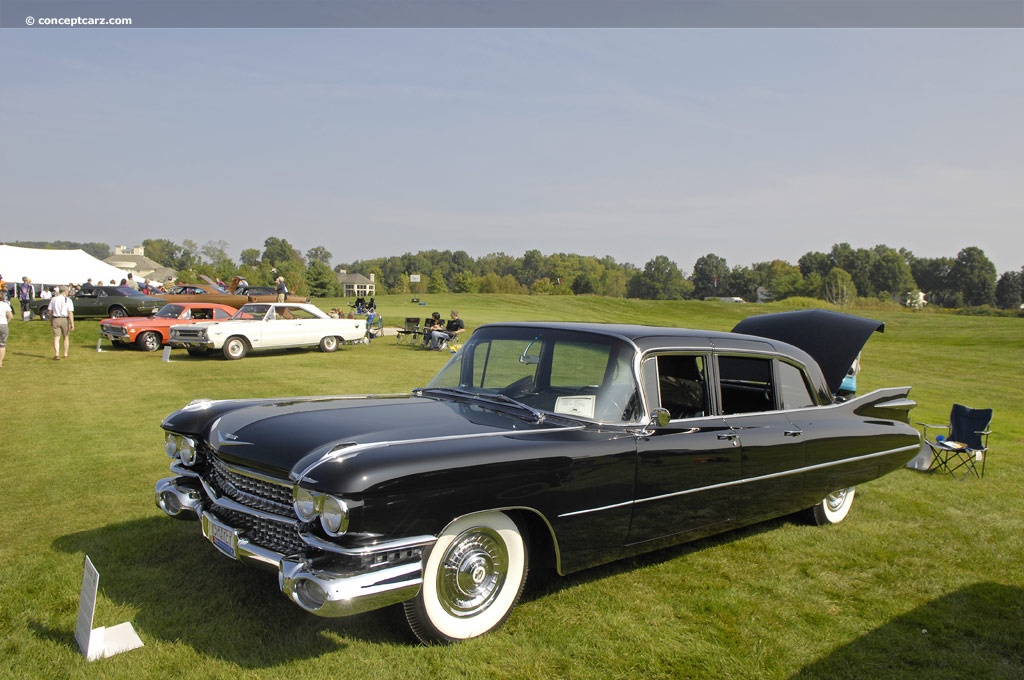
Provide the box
[166,394,574,482]
[732,309,884,394]
[102,315,156,326]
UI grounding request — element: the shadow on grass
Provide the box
[51,516,413,664]
[791,582,1024,679]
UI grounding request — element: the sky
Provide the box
[2,26,1023,275]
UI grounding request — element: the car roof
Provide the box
[475,321,806,356]
[474,320,833,395]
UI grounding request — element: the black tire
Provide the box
[109,305,128,318]
[319,336,339,353]
[136,331,161,352]
[222,336,249,360]
[808,486,856,526]
[404,511,528,644]
[37,307,50,321]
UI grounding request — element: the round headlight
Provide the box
[293,487,320,522]
[179,436,197,466]
[320,496,350,536]
[164,432,178,458]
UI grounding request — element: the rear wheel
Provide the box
[404,511,528,644]
[809,486,856,525]
[319,336,339,352]
[136,331,161,352]
[109,305,128,318]
[222,336,248,360]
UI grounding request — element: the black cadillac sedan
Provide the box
[155,310,920,643]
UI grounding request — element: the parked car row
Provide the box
[94,301,366,359]
[30,276,311,322]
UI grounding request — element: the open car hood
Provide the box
[732,309,884,395]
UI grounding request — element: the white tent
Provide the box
[0,245,131,288]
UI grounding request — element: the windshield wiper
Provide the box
[415,387,546,423]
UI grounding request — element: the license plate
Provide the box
[204,513,239,560]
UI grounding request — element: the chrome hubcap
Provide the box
[825,488,849,511]
[437,527,507,617]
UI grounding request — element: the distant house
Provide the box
[104,245,175,285]
[336,270,376,298]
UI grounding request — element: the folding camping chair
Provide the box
[396,317,421,345]
[918,404,993,481]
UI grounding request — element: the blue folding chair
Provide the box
[919,404,993,481]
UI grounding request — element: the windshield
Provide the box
[426,326,642,423]
[232,304,270,320]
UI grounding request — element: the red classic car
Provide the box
[100,302,237,351]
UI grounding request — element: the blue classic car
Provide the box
[155,310,920,643]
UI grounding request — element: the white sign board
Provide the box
[75,556,144,661]
[409,274,420,283]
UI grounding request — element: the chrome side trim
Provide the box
[298,531,437,557]
[558,443,921,519]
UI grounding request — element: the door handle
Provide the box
[784,430,803,437]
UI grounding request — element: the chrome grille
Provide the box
[205,454,304,555]
[173,328,205,340]
[100,323,127,336]
[215,507,304,555]
[209,455,293,515]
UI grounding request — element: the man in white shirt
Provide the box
[0,295,13,367]
[47,286,75,360]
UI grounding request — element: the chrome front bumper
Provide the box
[155,476,429,618]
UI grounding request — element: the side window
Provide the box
[643,354,709,419]
[718,355,776,414]
[778,362,817,409]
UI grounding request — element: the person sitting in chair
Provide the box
[429,310,465,350]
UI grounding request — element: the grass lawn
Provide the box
[1,295,1021,679]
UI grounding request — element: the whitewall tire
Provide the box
[810,486,856,525]
[404,511,528,644]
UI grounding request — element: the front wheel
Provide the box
[404,511,528,644]
[136,331,161,352]
[222,336,249,360]
[808,486,856,525]
[319,336,339,352]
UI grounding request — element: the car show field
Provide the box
[1,294,1021,677]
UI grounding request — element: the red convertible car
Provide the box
[100,302,237,351]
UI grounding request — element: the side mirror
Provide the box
[651,408,671,427]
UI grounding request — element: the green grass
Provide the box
[1,295,1022,679]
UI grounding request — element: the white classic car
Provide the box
[169,302,366,359]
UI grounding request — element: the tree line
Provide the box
[5,238,1022,310]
